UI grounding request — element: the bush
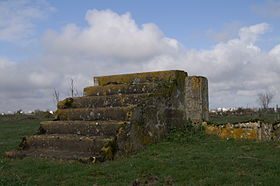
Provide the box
[167,119,205,143]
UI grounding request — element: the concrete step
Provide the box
[39,120,127,136]
[56,106,135,121]
[5,149,105,162]
[83,83,163,96]
[20,134,115,154]
[94,70,186,86]
[58,93,158,109]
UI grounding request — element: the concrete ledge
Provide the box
[58,93,161,109]
[84,83,164,96]
[94,70,187,86]
[56,106,136,121]
[40,120,126,136]
[20,134,114,153]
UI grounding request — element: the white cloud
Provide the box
[270,44,280,58]
[0,0,54,42]
[0,9,280,112]
[238,23,269,44]
[43,9,179,61]
[181,23,280,108]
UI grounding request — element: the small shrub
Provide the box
[167,120,206,143]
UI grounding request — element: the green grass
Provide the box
[1,120,280,185]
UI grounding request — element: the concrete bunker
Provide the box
[6,70,209,162]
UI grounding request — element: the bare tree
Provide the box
[70,78,74,97]
[69,78,80,97]
[257,91,274,110]
[53,88,60,106]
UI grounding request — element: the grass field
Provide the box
[1,119,280,185]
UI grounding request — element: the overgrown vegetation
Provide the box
[209,111,280,124]
[0,111,54,122]
[1,120,280,185]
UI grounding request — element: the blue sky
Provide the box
[35,0,280,47]
[2,0,280,60]
[0,0,280,112]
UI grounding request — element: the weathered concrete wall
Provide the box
[185,76,209,123]
[111,71,188,156]
[204,122,280,141]
[116,97,186,156]
[94,71,209,124]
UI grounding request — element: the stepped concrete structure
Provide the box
[6,70,208,162]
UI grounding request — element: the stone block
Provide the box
[94,70,187,86]
[185,76,209,122]
[40,120,126,136]
[58,93,161,109]
[20,134,114,153]
[56,106,135,121]
[84,83,163,96]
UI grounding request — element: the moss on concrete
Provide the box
[19,134,114,153]
[58,93,164,109]
[57,98,74,109]
[205,124,258,140]
[56,106,136,121]
[39,120,125,136]
[94,70,186,86]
